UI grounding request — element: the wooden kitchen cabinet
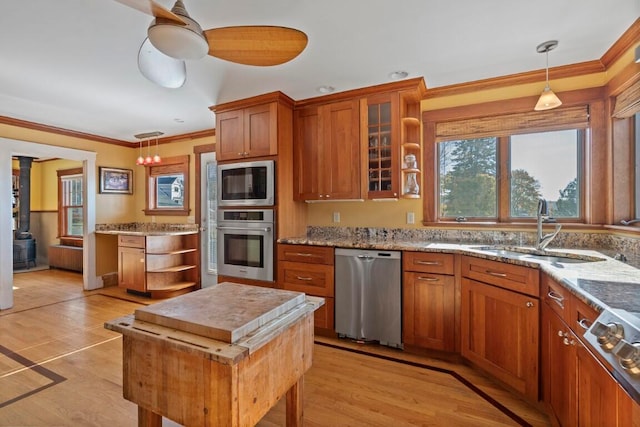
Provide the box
[294,99,361,201]
[277,244,335,331]
[460,256,540,401]
[363,92,400,199]
[117,233,198,298]
[211,92,294,161]
[403,252,456,351]
[541,273,635,427]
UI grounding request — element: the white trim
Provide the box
[0,138,98,309]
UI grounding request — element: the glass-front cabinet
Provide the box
[364,93,399,199]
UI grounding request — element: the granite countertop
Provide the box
[96,222,198,236]
[278,236,640,316]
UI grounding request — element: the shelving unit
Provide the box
[399,92,422,199]
[118,233,198,298]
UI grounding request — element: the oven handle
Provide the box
[217,226,272,232]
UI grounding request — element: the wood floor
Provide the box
[0,270,551,426]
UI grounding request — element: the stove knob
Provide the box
[590,321,624,351]
[614,341,640,376]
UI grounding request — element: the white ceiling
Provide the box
[1,0,638,143]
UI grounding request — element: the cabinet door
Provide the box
[118,247,146,292]
[216,109,245,161]
[403,271,455,351]
[244,103,277,158]
[321,99,361,199]
[364,93,399,199]
[576,343,618,427]
[461,277,539,401]
[541,303,576,427]
[293,106,321,200]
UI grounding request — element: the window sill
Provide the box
[421,221,606,232]
[144,209,190,216]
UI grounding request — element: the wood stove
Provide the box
[13,156,37,270]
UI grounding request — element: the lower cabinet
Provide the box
[460,256,540,401]
[277,244,335,331]
[541,273,634,427]
[117,233,198,298]
[402,252,456,351]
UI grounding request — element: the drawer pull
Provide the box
[417,276,439,282]
[547,291,565,308]
[295,276,313,281]
[577,318,592,330]
[485,270,507,277]
[416,260,442,266]
[526,301,534,308]
[293,252,314,257]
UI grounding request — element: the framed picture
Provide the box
[99,167,133,194]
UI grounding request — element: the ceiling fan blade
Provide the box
[204,26,308,66]
[112,0,186,24]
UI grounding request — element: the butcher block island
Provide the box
[105,282,324,427]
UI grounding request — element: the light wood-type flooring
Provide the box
[0,269,551,426]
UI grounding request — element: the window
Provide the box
[58,168,83,238]
[425,101,592,224]
[438,131,582,221]
[145,155,190,216]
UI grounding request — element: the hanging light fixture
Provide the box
[534,40,562,111]
[135,138,145,165]
[134,131,165,166]
[153,134,162,164]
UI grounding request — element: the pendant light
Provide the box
[534,40,562,111]
[134,131,164,166]
[153,134,162,164]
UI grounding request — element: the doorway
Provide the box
[0,137,97,310]
[200,151,217,288]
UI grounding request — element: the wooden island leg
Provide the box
[285,377,304,427]
[138,406,162,427]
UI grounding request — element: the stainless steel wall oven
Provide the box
[217,209,274,282]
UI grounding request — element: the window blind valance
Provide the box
[435,105,590,141]
[612,79,640,119]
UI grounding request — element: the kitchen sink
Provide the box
[470,245,605,264]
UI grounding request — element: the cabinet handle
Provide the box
[526,301,534,308]
[577,318,592,331]
[417,276,439,282]
[293,252,314,257]
[547,291,565,308]
[295,276,313,281]
[563,337,576,346]
[485,270,507,277]
[416,260,441,266]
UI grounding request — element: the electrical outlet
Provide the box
[407,212,415,224]
[333,212,341,223]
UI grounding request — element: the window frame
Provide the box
[422,89,606,226]
[57,167,84,242]
[144,155,190,216]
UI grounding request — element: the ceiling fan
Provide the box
[114,0,309,87]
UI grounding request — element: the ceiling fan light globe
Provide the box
[534,86,562,111]
[148,19,208,60]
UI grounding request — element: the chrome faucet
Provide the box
[536,198,562,252]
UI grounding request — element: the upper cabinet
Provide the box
[293,78,425,202]
[363,93,400,199]
[211,92,293,161]
[294,99,361,201]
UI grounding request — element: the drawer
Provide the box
[278,244,334,265]
[542,273,571,323]
[404,252,454,275]
[570,294,599,335]
[462,256,539,297]
[118,234,145,248]
[279,261,334,297]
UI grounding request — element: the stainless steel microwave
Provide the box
[217,160,275,206]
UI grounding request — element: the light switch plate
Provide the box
[407,212,415,224]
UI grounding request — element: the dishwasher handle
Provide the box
[357,255,375,260]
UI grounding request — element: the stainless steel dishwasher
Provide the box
[334,248,402,348]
